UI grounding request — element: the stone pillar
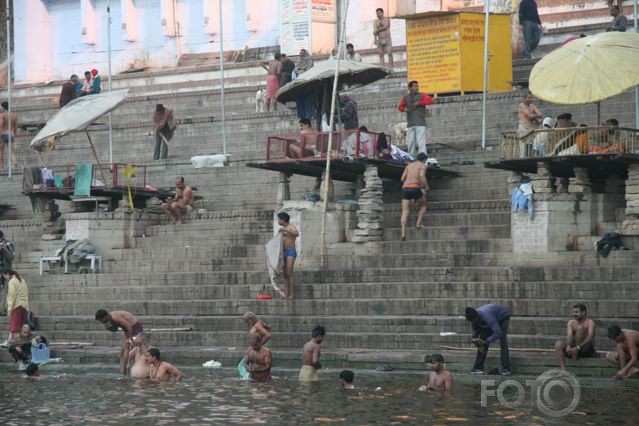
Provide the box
[569,167,591,194]
[557,177,570,193]
[277,172,291,205]
[531,162,555,193]
[621,164,639,234]
[319,171,334,202]
[352,165,384,242]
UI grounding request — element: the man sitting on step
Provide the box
[95,309,144,375]
[554,303,597,372]
[606,325,639,380]
[161,176,193,225]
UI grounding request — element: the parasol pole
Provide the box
[107,0,113,165]
[85,130,108,183]
[480,0,491,151]
[218,0,228,162]
[320,0,349,269]
[597,101,601,126]
[6,0,12,179]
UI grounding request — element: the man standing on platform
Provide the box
[59,75,79,108]
[261,53,282,112]
[465,304,511,375]
[280,53,295,87]
[517,92,543,136]
[519,0,542,59]
[398,81,434,158]
[373,8,394,69]
[152,104,177,160]
[0,101,19,170]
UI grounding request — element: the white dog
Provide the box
[388,121,407,148]
[255,89,266,113]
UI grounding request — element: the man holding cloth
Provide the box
[465,304,511,375]
[152,104,177,160]
[398,81,433,158]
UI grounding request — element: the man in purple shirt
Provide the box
[465,304,511,375]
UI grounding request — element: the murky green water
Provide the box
[1,365,637,425]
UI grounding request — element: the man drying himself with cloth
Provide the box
[261,53,282,112]
[465,304,511,376]
[95,309,144,375]
[299,325,326,382]
[152,104,177,160]
[161,177,193,225]
[277,212,299,299]
[400,153,429,241]
[244,334,273,382]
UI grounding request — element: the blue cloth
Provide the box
[282,247,297,258]
[471,304,511,344]
[74,164,93,196]
[75,82,83,95]
[91,76,101,94]
[519,0,541,25]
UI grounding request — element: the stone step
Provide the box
[22,281,639,304]
[26,297,638,318]
[7,314,636,337]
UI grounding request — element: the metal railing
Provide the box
[22,163,148,193]
[500,127,639,160]
[266,130,392,161]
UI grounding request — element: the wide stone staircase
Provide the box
[1,49,638,379]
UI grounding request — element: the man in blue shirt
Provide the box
[465,304,511,375]
[519,0,542,59]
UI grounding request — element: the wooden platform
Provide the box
[247,158,460,182]
[484,153,639,179]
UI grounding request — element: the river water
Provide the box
[0,365,637,425]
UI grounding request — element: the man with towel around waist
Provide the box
[299,325,326,382]
[261,53,282,112]
[152,103,177,160]
[95,309,144,375]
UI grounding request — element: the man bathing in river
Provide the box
[277,212,299,299]
[244,334,273,382]
[419,354,453,392]
[145,348,184,382]
[95,309,144,375]
[242,311,272,345]
[554,304,597,372]
[299,325,326,382]
[606,325,639,380]
[128,334,151,378]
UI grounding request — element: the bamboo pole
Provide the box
[85,130,108,183]
[319,0,350,269]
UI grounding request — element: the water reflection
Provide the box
[0,365,637,425]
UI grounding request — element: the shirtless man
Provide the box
[289,118,318,159]
[373,8,393,69]
[339,370,355,389]
[299,325,326,382]
[161,176,193,225]
[0,101,18,170]
[261,53,282,111]
[242,311,272,345]
[244,334,273,383]
[517,92,543,136]
[606,325,639,380]
[145,348,184,382]
[128,334,151,378]
[400,153,429,241]
[554,304,597,372]
[95,309,144,375]
[419,354,453,392]
[277,212,299,299]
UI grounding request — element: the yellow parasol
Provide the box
[529,32,639,122]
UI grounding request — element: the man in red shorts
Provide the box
[95,309,144,375]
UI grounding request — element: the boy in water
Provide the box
[339,370,355,389]
[277,212,299,299]
[25,362,40,378]
[128,334,151,378]
[299,325,326,382]
[419,354,453,392]
[145,348,184,382]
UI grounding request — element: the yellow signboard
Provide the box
[405,12,512,95]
